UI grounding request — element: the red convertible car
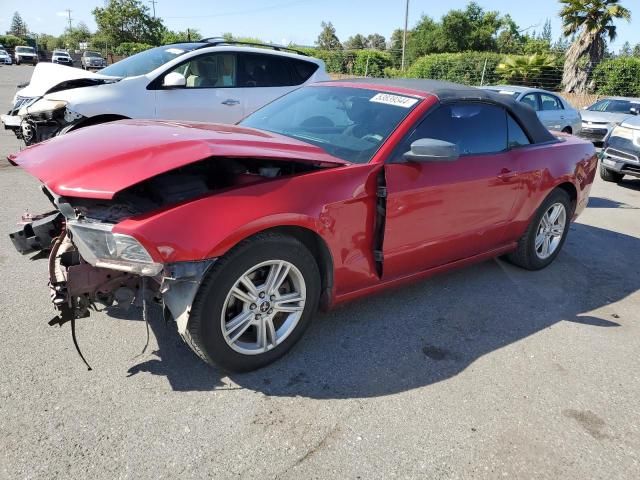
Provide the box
[9,79,597,371]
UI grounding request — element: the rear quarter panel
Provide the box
[505,136,596,242]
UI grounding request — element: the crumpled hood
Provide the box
[11,120,348,199]
[16,62,120,98]
[580,109,632,125]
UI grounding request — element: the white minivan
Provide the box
[2,39,329,145]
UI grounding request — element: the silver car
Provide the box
[579,97,640,144]
[483,85,582,135]
[600,114,640,183]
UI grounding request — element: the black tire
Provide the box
[599,164,623,183]
[506,189,572,270]
[562,127,572,134]
[185,232,321,372]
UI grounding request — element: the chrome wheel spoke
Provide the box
[535,233,545,250]
[226,311,254,344]
[264,261,290,295]
[239,275,259,299]
[542,235,551,257]
[274,292,305,313]
[232,286,256,305]
[549,205,562,224]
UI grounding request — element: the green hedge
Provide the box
[406,52,504,85]
[0,35,25,49]
[592,58,640,96]
[297,48,391,77]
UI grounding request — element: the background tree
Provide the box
[560,0,632,93]
[316,21,341,50]
[61,22,92,51]
[162,28,201,44]
[438,2,501,52]
[366,33,386,50]
[388,28,406,68]
[9,12,28,37]
[634,43,640,57]
[496,15,524,53]
[343,33,367,50]
[92,0,164,46]
[619,41,632,56]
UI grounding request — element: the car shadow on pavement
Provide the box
[587,196,638,209]
[617,178,640,191]
[127,223,635,397]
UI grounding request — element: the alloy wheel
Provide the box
[534,202,566,260]
[220,260,306,355]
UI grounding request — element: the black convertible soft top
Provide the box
[336,78,557,145]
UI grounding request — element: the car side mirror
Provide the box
[403,138,459,163]
[630,107,639,116]
[163,72,186,88]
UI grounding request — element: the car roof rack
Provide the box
[197,37,308,56]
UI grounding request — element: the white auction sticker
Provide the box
[369,93,419,108]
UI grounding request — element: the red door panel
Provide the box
[382,152,520,279]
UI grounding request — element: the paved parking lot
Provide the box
[0,65,639,479]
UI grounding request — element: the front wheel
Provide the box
[506,189,571,270]
[185,232,321,372]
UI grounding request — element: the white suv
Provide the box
[2,39,329,145]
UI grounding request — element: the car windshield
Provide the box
[100,43,201,78]
[240,86,420,163]
[16,47,35,53]
[86,51,101,58]
[589,99,640,113]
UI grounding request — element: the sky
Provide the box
[1,0,639,51]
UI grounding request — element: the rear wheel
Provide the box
[599,164,624,183]
[506,189,571,270]
[185,232,321,372]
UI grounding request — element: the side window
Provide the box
[290,59,319,84]
[507,114,530,148]
[238,53,293,87]
[520,93,539,111]
[169,53,237,88]
[540,93,563,111]
[398,103,507,157]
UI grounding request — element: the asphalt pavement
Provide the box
[0,65,638,479]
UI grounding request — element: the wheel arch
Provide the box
[554,181,578,215]
[239,225,335,310]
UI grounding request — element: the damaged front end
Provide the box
[12,99,85,145]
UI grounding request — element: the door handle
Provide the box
[498,168,517,181]
[221,99,240,106]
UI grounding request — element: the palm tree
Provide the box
[497,54,558,87]
[560,0,631,93]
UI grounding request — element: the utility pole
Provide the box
[65,9,72,31]
[149,0,157,18]
[401,0,409,71]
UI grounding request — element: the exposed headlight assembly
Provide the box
[20,99,67,117]
[67,220,163,276]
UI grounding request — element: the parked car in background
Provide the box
[51,49,73,67]
[600,114,640,182]
[8,79,597,371]
[81,50,107,70]
[483,85,582,135]
[1,39,329,145]
[0,49,12,65]
[14,46,37,65]
[578,97,640,144]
